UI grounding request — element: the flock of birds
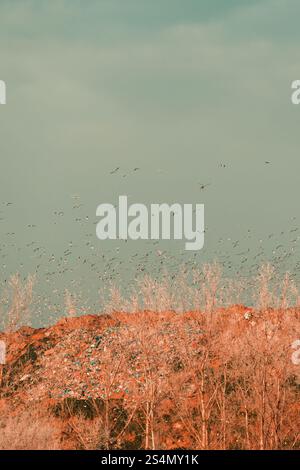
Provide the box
[0,160,299,325]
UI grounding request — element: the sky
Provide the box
[0,0,300,320]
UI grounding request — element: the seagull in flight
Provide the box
[198,183,211,191]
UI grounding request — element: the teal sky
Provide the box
[0,0,300,320]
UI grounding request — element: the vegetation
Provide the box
[0,263,299,450]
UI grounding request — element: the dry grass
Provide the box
[1,273,35,332]
[0,263,299,450]
[0,409,61,450]
[100,262,300,314]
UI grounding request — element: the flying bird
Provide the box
[198,183,211,190]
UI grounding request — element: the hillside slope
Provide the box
[0,307,299,450]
